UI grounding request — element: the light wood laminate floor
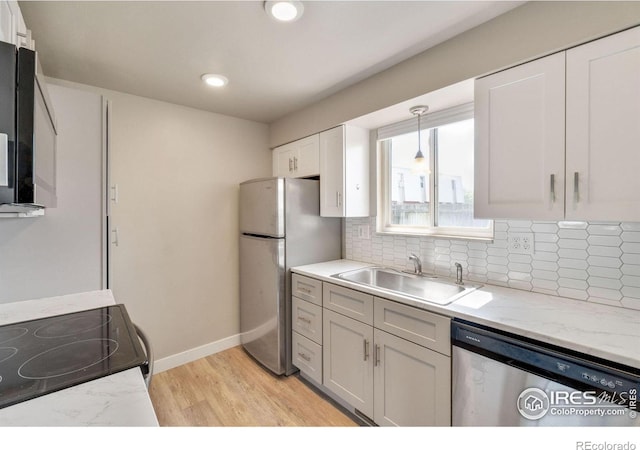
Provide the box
[148,345,359,426]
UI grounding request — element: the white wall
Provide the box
[0,84,104,302]
[101,87,271,364]
[270,1,640,147]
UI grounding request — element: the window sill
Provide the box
[375,228,494,242]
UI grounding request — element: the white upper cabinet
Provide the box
[475,26,640,222]
[474,52,565,220]
[319,124,369,218]
[0,1,33,48]
[566,26,640,221]
[272,134,319,178]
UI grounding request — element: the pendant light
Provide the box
[410,105,429,175]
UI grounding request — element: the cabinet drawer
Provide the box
[374,297,451,356]
[323,282,373,325]
[292,331,322,385]
[292,274,323,306]
[292,296,322,344]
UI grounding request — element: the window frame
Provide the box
[376,103,493,240]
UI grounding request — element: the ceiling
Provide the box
[19,1,523,124]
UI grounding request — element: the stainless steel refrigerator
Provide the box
[239,177,341,375]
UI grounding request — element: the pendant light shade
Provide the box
[410,105,429,175]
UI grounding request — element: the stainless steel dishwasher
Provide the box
[451,319,640,426]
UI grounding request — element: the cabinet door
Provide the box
[272,142,295,177]
[323,308,374,419]
[0,1,15,44]
[319,126,345,217]
[294,134,320,178]
[566,26,640,221]
[474,52,565,220]
[373,329,451,427]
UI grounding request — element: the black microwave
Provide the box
[0,40,57,214]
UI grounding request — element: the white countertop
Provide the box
[292,259,640,369]
[0,290,159,426]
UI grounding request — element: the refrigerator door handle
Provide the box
[0,133,8,187]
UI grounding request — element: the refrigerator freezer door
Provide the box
[239,234,286,375]
[239,177,285,238]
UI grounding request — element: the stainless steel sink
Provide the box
[331,266,481,305]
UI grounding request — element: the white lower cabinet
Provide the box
[319,280,452,426]
[373,328,451,426]
[292,331,323,385]
[323,307,374,418]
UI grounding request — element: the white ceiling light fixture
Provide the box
[201,73,229,88]
[410,105,430,175]
[264,1,304,22]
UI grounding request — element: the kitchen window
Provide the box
[377,103,493,239]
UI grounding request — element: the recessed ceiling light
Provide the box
[264,1,304,22]
[201,74,229,87]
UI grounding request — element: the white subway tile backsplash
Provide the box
[588,287,622,301]
[558,258,589,269]
[587,277,622,290]
[508,254,532,264]
[532,223,559,233]
[622,223,640,231]
[621,242,640,253]
[558,278,589,290]
[558,249,589,259]
[558,268,589,280]
[532,251,559,262]
[587,246,623,258]
[531,260,559,271]
[559,229,589,239]
[587,256,622,268]
[587,224,622,235]
[344,218,640,311]
[622,231,640,242]
[557,287,589,300]
[621,264,640,276]
[587,235,622,246]
[587,266,622,279]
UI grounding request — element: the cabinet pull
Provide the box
[363,339,370,361]
[338,192,342,207]
[298,286,312,294]
[335,191,339,207]
[289,158,293,172]
[293,156,298,170]
[375,344,380,366]
[298,352,311,362]
[574,172,580,204]
[111,228,119,247]
[550,174,555,203]
[298,316,311,324]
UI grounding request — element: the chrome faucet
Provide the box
[409,253,422,275]
[455,262,464,285]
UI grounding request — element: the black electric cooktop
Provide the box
[0,304,148,409]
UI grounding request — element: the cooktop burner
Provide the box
[0,304,147,409]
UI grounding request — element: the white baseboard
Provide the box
[152,334,241,374]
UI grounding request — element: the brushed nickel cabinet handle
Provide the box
[298,352,311,362]
[298,316,311,324]
[293,156,298,170]
[375,344,380,366]
[550,174,555,203]
[289,158,293,172]
[574,172,580,204]
[363,339,370,361]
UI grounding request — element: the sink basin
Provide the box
[332,266,481,305]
